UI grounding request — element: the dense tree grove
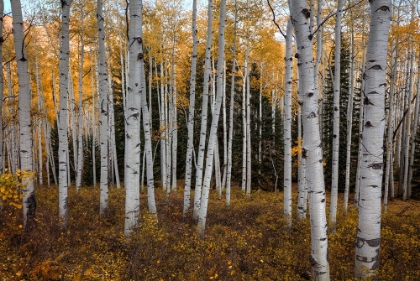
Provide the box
[0,0,419,280]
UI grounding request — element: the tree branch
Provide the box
[266,0,286,38]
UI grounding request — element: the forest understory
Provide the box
[1,183,419,281]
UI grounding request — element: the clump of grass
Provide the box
[0,185,419,280]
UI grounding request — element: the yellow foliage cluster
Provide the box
[0,169,31,210]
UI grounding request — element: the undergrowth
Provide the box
[0,185,419,280]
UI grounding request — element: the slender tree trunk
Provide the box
[284,19,293,226]
[76,11,85,190]
[329,0,344,232]
[245,44,251,198]
[91,59,97,187]
[197,0,226,238]
[193,0,213,220]
[344,21,355,215]
[183,0,199,216]
[226,0,237,207]
[98,0,109,215]
[124,0,143,235]
[289,1,330,279]
[354,0,391,278]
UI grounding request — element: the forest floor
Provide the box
[0,184,419,281]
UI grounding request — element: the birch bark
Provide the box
[11,0,36,228]
[198,0,226,237]
[58,0,72,228]
[193,0,213,220]
[124,0,143,235]
[183,0,198,215]
[289,1,330,278]
[329,0,344,231]
[355,0,391,278]
[98,0,109,215]
[283,19,293,227]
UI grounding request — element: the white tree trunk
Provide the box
[98,0,109,215]
[193,0,213,220]
[329,0,344,231]
[183,0,199,216]
[245,44,251,198]
[407,55,420,197]
[344,24,355,215]
[140,55,157,217]
[11,0,36,228]
[76,11,85,190]
[226,0,237,207]
[124,0,143,235]
[289,1,330,279]
[197,0,226,238]
[355,0,391,278]
[57,0,72,228]
[91,60,97,187]
[283,19,293,226]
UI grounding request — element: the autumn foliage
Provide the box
[0,184,419,280]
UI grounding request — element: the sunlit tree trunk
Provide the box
[284,19,293,226]
[124,0,143,235]
[97,0,109,215]
[11,0,36,229]
[193,0,213,220]
[57,0,72,228]
[91,59,97,187]
[289,1,330,279]
[226,0,237,206]
[329,0,344,232]
[355,0,391,278]
[198,0,226,238]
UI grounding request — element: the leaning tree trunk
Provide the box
[355,0,391,278]
[193,0,213,220]
[283,19,293,227]
[11,0,36,229]
[124,0,143,235]
[197,0,227,238]
[289,1,330,279]
[97,0,109,215]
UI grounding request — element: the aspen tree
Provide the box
[76,7,85,190]
[124,0,142,235]
[11,0,36,228]
[283,19,293,227]
[198,0,227,238]
[97,0,109,215]
[193,0,213,220]
[329,0,344,232]
[407,56,420,196]
[57,0,72,228]
[355,0,391,278]
[289,1,330,278]
[344,18,355,215]
[226,0,238,207]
